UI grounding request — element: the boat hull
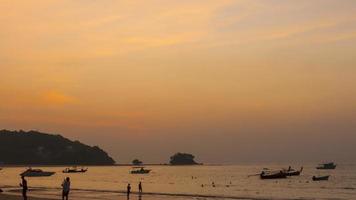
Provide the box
[63,170,87,173]
[285,171,301,176]
[260,172,287,179]
[20,172,55,177]
[316,166,336,170]
[312,175,330,181]
[316,163,336,170]
[131,170,151,174]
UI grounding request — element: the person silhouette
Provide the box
[127,183,131,198]
[19,175,28,200]
[138,182,143,193]
[61,177,71,200]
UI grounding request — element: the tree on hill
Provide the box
[170,152,198,165]
[132,159,143,165]
[0,130,115,165]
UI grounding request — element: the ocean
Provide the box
[0,164,355,200]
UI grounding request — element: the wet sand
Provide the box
[0,193,152,200]
[0,193,54,200]
[0,191,191,200]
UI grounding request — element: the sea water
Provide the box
[0,164,355,200]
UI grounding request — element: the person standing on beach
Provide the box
[127,183,131,198]
[138,182,142,193]
[61,177,71,200]
[19,175,28,200]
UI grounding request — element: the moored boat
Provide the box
[312,175,330,181]
[130,167,151,174]
[63,166,87,173]
[20,168,55,177]
[260,170,287,179]
[316,162,336,170]
[284,166,303,176]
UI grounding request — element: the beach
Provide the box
[1,165,355,200]
[0,194,163,200]
[0,190,191,200]
[0,194,52,200]
[0,186,198,200]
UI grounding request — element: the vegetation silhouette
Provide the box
[0,130,115,165]
[132,159,143,165]
[169,152,198,165]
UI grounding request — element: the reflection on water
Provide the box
[0,164,355,200]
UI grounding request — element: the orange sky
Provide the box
[1,0,356,163]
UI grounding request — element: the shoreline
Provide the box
[0,163,205,167]
[0,186,306,200]
[0,193,54,200]
[1,186,246,199]
[0,185,258,200]
[0,191,208,200]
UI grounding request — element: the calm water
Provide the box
[0,164,355,200]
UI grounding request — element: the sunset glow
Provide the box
[1,0,356,163]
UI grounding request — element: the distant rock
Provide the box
[0,130,115,165]
[169,152,199,165]
[132,159,143,166]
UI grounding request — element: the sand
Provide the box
[0,192,190,200]
[0,186,192,200]
[0,193,54,200]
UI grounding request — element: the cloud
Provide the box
[0,0,239,61]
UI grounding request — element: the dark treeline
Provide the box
[0,130,115,165]
[170,152,198,165]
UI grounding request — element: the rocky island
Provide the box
[169,152,199,165]
[132,159,143,165]
[0,130,115,165]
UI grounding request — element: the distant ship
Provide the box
[316,162,336,170]
[130,167,151,174]
[312,175,330,181]
[20,168,55,177]
[63,166,88,173]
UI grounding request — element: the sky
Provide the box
[1,0,356,164]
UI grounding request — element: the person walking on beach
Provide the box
[138,182,143,193]
[127,183,131,198]
[61,177,71,200]
[19,175,28,200]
